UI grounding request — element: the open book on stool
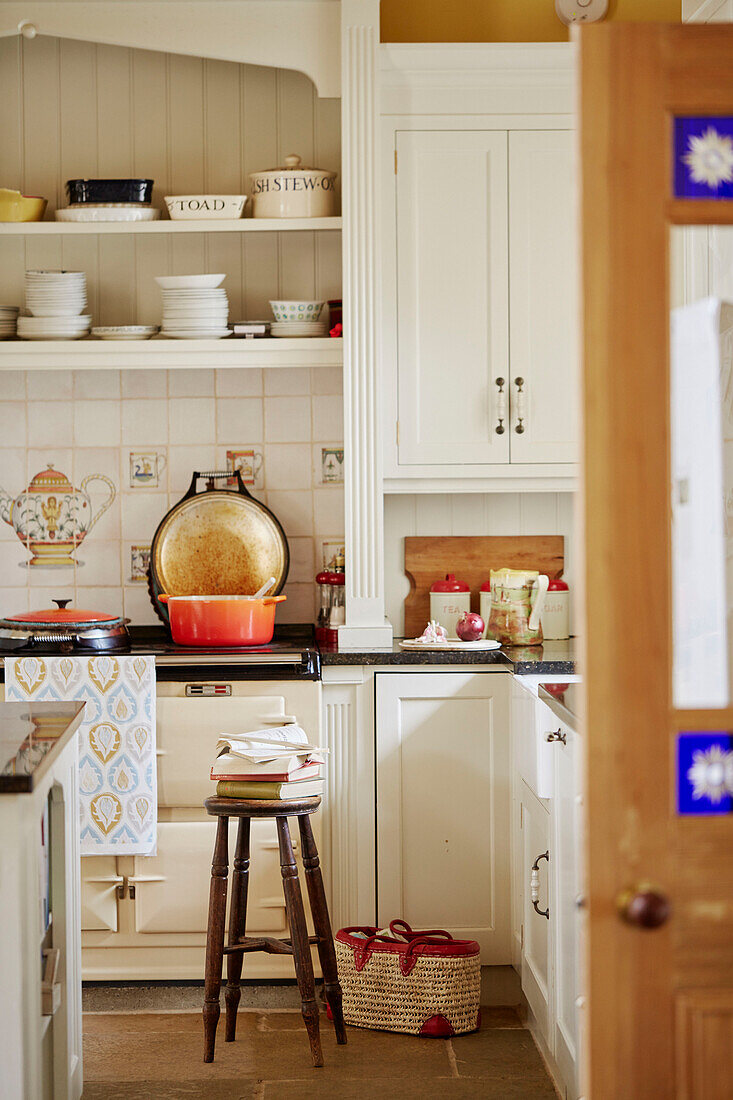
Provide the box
[210,722,327,800]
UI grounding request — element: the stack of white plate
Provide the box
[270,320,328,338]
[155,274,231,339]
[17,314,92,340]
[21,270,90,339]
[0,306,19,340]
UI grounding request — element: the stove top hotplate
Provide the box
[0,623,321,681]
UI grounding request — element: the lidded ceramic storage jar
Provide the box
[429,573,470,639]
[479,579,492,638]
[540,578,570,640]
[249,154,337,219]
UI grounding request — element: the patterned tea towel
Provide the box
[5,655,157,855]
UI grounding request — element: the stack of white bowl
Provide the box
[18,270,90,340]
[0,305,19,339]
[269,299,328,338]
[155,274,231,339]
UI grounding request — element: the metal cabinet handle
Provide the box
[495,377,507,434]
[530,850,550,919]
[514,376,526,434]
[546,729,567,744]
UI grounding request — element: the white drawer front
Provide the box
[131,820,294,935]
[156,695,287,807]
[81,856,121,932]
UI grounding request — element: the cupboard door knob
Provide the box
[545,728,567,744]
[514,376,526,434]
[530,850,549,919]
[495,377,506,434]
[617,885,670,929]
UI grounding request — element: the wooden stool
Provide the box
[202,795,347,1068]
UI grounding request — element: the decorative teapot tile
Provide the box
[0,464,115,567]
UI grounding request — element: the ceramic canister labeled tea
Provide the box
[429,573,471,639]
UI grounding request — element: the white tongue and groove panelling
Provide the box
[0,35,342,322]
[384,492,576,636]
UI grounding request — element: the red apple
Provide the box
[456,612,484,641]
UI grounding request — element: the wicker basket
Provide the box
[334,919,481,1037]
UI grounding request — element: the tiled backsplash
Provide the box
[0,366,344,625]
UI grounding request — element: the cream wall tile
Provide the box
[264,444,311,490]
[74,447,120,487]
[310,367,343,395]
[0,403,27,447]
[266,490,313,537]
[168,446,217,493]
[122,585,160,625]
[287,536,315,583]
[28,567,76,590]
[121,492,169,542]
[264,368,311,396]
[77,540,121,586]
[74,369,121,400]
[0,587,29,613]
[1,372,26,401]
[216,368,262,397]
[74,586,124,615]
[0,538,30,585]
[278,582,316,624]
[217,397,263,442]
[121,400,169,445]
[168,369,215,396]
[314,488,344,534]
[264,396,311,443]
[27,370,73,400]
[122,369,168,398]
[73,400,121,447]
[28,401,72,447]
[312,394,344,441]
[169,397,215,445]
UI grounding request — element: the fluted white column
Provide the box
[339,0,392,646]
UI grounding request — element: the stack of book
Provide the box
[211,723,326,800]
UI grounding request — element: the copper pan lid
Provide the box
[149,470,289,621]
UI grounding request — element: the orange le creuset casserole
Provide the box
[158,594,286,647]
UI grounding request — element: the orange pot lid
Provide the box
[8,607,119,624]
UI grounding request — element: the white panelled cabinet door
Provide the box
[375,672,511,960]
[508,130,579,464]
[395,130,510,466]
[520,780,552,1046]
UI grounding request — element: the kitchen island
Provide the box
[0,701,85,1100]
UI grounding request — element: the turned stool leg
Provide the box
[225,817,250,1042]
[298,814,347,1044]
[276,816,323,1068]
[203,815,229,1063]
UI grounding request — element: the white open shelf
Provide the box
[0,337,343,370]
[0,217,342,236]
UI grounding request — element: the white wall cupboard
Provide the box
[375,670,511,962]
[380,45,577,493]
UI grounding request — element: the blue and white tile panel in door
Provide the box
[677,731,733,816]
[673,117,733,199]
[5,655,157,854]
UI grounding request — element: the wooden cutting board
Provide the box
[404,535,564,638]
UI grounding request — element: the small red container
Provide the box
[158,594,286,647]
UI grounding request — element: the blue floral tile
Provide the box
[677,732,733,815]
[674,117,733,199]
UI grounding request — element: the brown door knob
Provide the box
[617,885,670,929]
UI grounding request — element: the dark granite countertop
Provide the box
[320,638,576,674]
[0,701,85,793]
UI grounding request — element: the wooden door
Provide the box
[375,671,511,960]
[508,129,579,464]
[395,130,510,466]
[582,23,733,1098]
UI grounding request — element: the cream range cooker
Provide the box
[1,625,324,982]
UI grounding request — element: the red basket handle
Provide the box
[389,919,454,942]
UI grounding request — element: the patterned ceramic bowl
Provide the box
[269,299,324,322]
